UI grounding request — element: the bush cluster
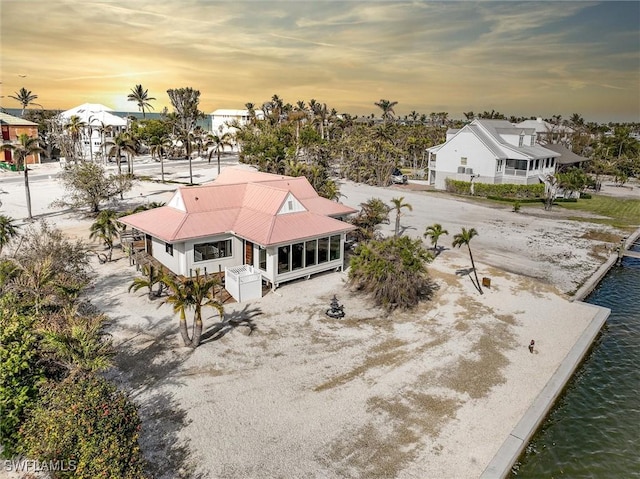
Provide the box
[445,179,545,198]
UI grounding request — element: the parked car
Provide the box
[391,168,408,185]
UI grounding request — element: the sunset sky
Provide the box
[1,1,639,122]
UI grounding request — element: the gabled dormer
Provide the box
[277,192,306,215]
[168,190,186,211]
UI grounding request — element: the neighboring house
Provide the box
[118,168,356,300]
[426,119,561,190]
[0,112,40,167]
[209,109,264,151]
[515,117,574,145]
[60,103,127,160]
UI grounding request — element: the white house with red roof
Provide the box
[118,168,356,296]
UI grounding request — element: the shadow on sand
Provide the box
[200,304,263,344]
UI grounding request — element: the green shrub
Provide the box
[19,374,146,478]
[0,307,45,457]
[580,192,592,199]
[445,179,545,198]
[512,201,521,213]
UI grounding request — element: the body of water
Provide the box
[512,244,640,478]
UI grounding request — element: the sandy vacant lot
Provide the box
[1,159,638,478]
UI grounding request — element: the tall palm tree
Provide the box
[390,196,412,236]
[452,227,483,294]
[160,269,224,348]
[127,84,156,118]
[424,223,449,254]
[0,215,20,255]
[148,135,172,182]
[104,133,137,176]
[0,133,43,219]
[8,87,42,116]
[65,115,86,162]
[89,209,123,261]
[205,132,233,174]
[374,99,398,124]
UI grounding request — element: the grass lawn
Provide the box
[556,195,640,229]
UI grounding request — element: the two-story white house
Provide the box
[60,103,127,161]
[118,168,356,301]
[209,109,264,151]
[426,119,561,190]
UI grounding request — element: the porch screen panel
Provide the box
[318,237,329,263]
[305,240,317,267]
[329,235,341,261]
[259,247,267,271]
[278,246,290,274]
[292,242,304,270]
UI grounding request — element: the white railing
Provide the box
[504,168,527,177]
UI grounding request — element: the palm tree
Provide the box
[89,209,123,261]
[205,133,232,174]
[424,223,448,254]
[0,133,43,219]
[160,269,224,348]
[8,87,41,116]
[0,215,20,255]
[148,135,172,182]
[104,133,136,176]
[65,115,86,162]
[127,84,156,118]
[9,256,58,314]
[390,196,412,236]
[374,99,398,124]
[128,264,166,299]
[452,227,483,294]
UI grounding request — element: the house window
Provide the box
[496,160,503,172]
[329,235,341,261]
[194,239,232,262]
[277,246,290,274]
[288,200,293,211]
[530,135,536,146]
[550,158,555,168]
[460,157,467,166]
[305,240,317,267]
[318,237,329,263]
[291,242,304,270]
[259,247,267,271]
[165,243,174,256]
[506,159,528,171]
[535,159,540,170]
[518,134,524,147]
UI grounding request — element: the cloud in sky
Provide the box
[1,0,638,122]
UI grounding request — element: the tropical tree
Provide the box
[0,133,43,219]
[205,132,233,174]
[0,215,20,255]
[8,87,41,116]
[424,223,449,254]
[65,114,87,162]
[390,196,412,236]
[40,312,114,373]
[128,264,166,299]
[349,197,390,242]
[55,161,133,212]
[89,209,123,262]
[374,99,398,124]
[452,227,483,294]
[167,87,204,184]
[127,84,156,118]
[348,235,434,310]
[148,134,172,182]
[160,269,224,348]
[104,132,137,176]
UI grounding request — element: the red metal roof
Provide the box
[119,168,356,245]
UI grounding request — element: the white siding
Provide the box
[183,235,244,276]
